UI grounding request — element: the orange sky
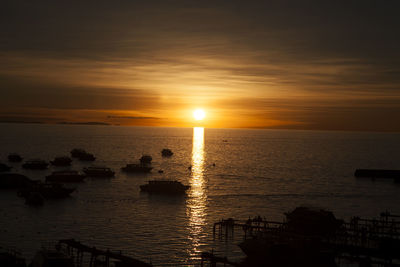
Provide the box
[1,1,400,131]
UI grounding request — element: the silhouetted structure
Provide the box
[57,239,152,267]
[212,207,400,267]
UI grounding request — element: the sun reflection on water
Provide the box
[187,127,207,259]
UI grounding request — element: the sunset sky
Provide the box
[1,1,400,131]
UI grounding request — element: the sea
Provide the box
[0,123,400,266]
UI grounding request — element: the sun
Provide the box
[193,109,206,121]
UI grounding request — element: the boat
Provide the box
[70,148,87,158]
[121,163,152,173]
[50,156,72,166]
[22,159,48,170]
[18,182,75,199]
[139,155,152,165]
[0,163,12,172]
[46,171,86,183]
[78,152,96,161]
[140,180,190,194]
[83,166,115,177]
[8,153,23,162]
[161,148,173,157]
[30,249,74,267]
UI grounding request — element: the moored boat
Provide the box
[83,166,115,177]
[46,171,86,183]
[8,153,23,162]
[22,159,48,170]
[50,156,72,166]
[161,148,173,157]
[139,155,152,165]
[121,163,152,173]
[140,180,190,194]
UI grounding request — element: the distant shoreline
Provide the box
[0,121,111,126]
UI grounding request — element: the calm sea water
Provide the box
[1,123,400,266]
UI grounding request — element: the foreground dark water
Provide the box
[0,123,400,266]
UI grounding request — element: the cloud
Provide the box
[107,116,160,120]
[1,1,400,130]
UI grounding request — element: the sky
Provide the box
[1,0,400,131]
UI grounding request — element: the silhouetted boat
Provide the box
[30,249,74,267]
[22,159,48,170]
[8,153,23,162]
[83,166,115,177]
[121,163,152,173]
[18,182,75,199]
[78,153,96,161]
[161,148,173,157]
[46,171,86,183]
[140,180,190,194]
[50,156,72,166]
[0,173,36,189]
[70,148,87,158]
[140,155,152,165]
[0,163,12,172]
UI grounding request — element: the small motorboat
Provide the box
[140,180,190,194]
[161,148,173,157]
[121,163,152,173]
[83,166,115,177]
[22,159,49,170]
[139,155,152,165]
[50,156,72,166]
[46,171,86,183]
[8,153,23,162]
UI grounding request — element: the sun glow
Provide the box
[193,109,206,121]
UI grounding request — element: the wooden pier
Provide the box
[212,212,400,265]
[57,239,152,267]
[213,217,284,240]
